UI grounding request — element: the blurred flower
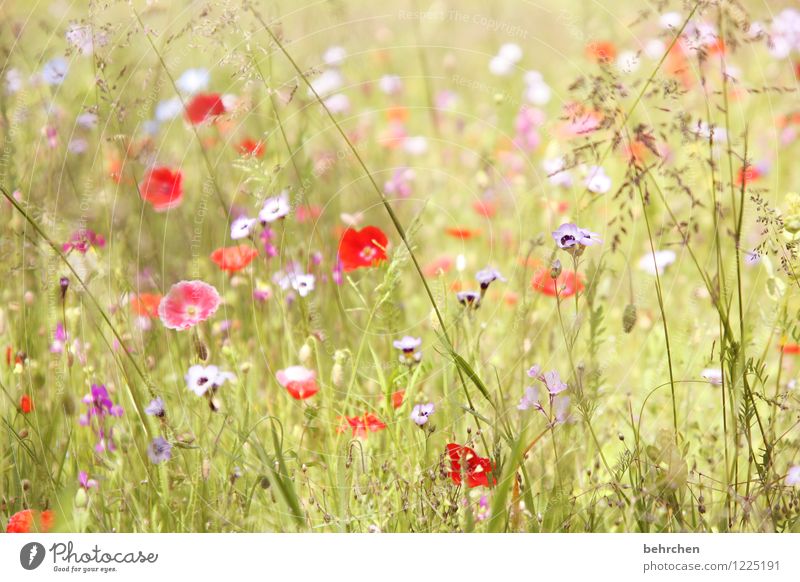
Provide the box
[476,267,506,291]
[20,394,33,414]
[50,323,68,354]
[145,397,165,418]
[140,166,183,212]
[457,290,481,308]
[236,138,265,158]
[158,280,221,330]
[379,74,403,95]
[552,223,602,251]
[517,386,543,412]
[62,228,106,254]
[79,384,123,453]
[523,71,551,105]
[259,191,291,223]
[41,57,68,85]
[176,68,210,94]
[5,509,54,533]
[210,245,258,273]
[185,93,225,124]
[78,471,98,490]
[308,69,343,97]
[531,269,584,298]
[231,216,257,240]
[584,166,612,194]
[543,157,573,188]
[323,46,347,67]
[638,250,677,275]
[324,93,351,114]
[147,436,172,464]
[156,97,183,122]
[786,465,800,486]
[338,413,386,438]
[701,368,723,386]
[384,168,415,198]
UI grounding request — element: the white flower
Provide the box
[185,365,235,396]
[324,93,350,114]
[410,403,435,426]
[660,12,682,29]
[323,46,347,67]
[786,465,800,486]
[498,43,523,64]
[524,81,551,106]
[644,39,666,60]
[379,74,403,95]
[155,97,183,122]
[291,273,316,297]
[543,157,573,188]
[259,191,291,223]
[308,69,343,97]
[230,216,256,240]
[5,68,22,94]
[638,250,677,276]
[41,58,68,86]
[489,55,515,76]
[584,166,611,194]
[403,136,428,155]
[701,368,723,386]
[176,68,210,94]
[616,51,640,74]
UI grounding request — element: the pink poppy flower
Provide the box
[158,280,221,330]
[276,365,319,399]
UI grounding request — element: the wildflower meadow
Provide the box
[2,0,800,536]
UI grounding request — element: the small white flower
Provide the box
[660,11,682,29]
[185,365,235,396]
[584,166,611,194]
[616,51,640,74]
[638,250,677,276]
[41,58,68,86]
[323,46,347,67]
[644,39,666,60]
[259,191,291,223]
[291,273,316,297]
[403,136,428,156]
[410,403,435,426]
[324,93,350,114]
[498,43,523,64]
[156,97,183,122]
[379,74,403,95]
[308,69,343,97]
[176,68,210,94]
[230,216,256,240]
[543,157,572,188]
[701,368,723,386]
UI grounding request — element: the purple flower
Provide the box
[475,267,506,291]
[786,465,800,486]
[230,216,256,240]
[542,370,568,396]
[185,365,235,397]
[410,402,435,426]
[145,397,165,418]
[393,336,422,364]
[551,223,602,252]
[384,168,415,198]
[517,387,544,412]
[147,436,172,464]
[62,228,105,254]
[50,323,68,354]
[78,471,98,490]
[79,384,123,453]
[456,290,481,308]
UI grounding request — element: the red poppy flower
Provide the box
[131,293,162,318]
[445,227,481,240]
[472,200,497,218]
[338,226,389,272]
[140,167,183,212]
[781,342,800,355]
[276,366,319,400]
[735,165,762,186]
[391,390,405,409]
[5,509,54,533]
[20,394,33,414]
[446,444,496,488]
[337,413,387,438]
[585,40,617,62]
[531,269,585,298]
[185,93,226,125]
[210,245,259,273]
[236,138,265,158]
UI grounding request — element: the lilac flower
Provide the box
[552,223,602,252]
[475,268,506,291]
[393,336,422,364]
[332,258,344,286]
[78,471,98,490]
[384,168,415,198]
[147,436,172,464]
[185,365,235,397]
[527,364,542,379]
[230,216,256,240]
[50,323,68,354]
[410,402,435,426]
[41,57,68,86]
[145,397,165,418]
[79,384,123,453]
[701,368,723,386]
[476,495,491,522]
[786,465,800,486]
[517,387,544,412]
[584,166,611,194]
[259,191,291,223]
[542,370,568,396]
[260,227,279,257]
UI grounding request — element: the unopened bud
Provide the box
[623,304,637,333]
[550,259,562,280]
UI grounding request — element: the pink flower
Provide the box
[158,280,221,330]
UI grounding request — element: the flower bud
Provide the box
[550,259,562,280]
[623,304,637,333]
[74,487,88,509]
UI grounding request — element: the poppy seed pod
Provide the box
[623,303,637,333]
